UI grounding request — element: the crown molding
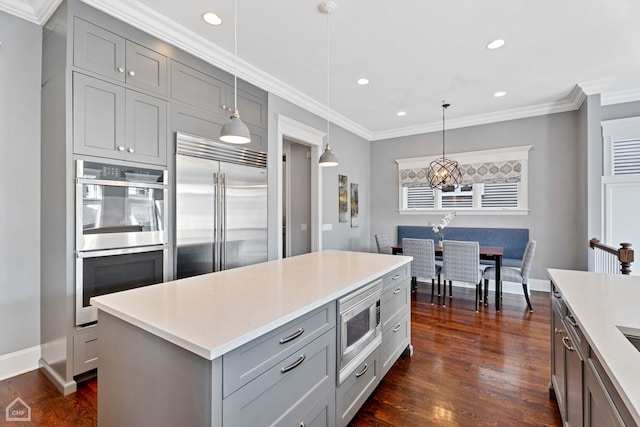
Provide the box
[0,0,60,24]
[370,89,586,141]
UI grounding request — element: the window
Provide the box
[396,146,531,214]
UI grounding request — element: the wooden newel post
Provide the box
[619,243,634,275]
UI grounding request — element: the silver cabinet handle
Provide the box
[552,290,562,299]
[393,287,402,294]
[355,363,369,378]
[561,336,575,352]
[127,148,134,153]
[393,324,402,332]
[128,70,136,77]
[117,66,125,73]
[281,354,305,373]
[279,328,304,344]
[392,274,401,280]
[566,315,578,328]
[554,327,563,335]
[117,146,125,151]
[300,423,306,427]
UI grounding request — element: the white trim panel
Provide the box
[0,345,41,381]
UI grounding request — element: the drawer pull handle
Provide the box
[552,291,562,299]
[355,363,369,378]
[561,336,575,352]
[554,327,563,335]
[392,274,401,280]
[281,354,306,373]
[300,423,306,427]
[566,315,578,328]
[393,324,402,332]
[279,328,304,344]
[393,287,402,294]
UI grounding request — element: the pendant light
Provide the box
[318,1,339,167]
[220,0,251,144]
[427,101,462,189]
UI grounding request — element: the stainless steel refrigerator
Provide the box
[175,132,268,279]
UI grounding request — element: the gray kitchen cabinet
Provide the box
[170,60,227,119]
[584,358,626,427]
[72,324,99,375]
[551,286,567,416]
[74,17,167,95]
[222,330,336,426]
[380,264,411,377]
[226,84,268,129]
[73,72,167,165]
[336,347,380,427]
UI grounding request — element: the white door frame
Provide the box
[276,114,326,258]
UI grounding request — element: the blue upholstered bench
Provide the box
[397,226,529,267]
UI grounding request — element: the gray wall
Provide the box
[371,111,582,281]
[0,11,42,355]
[267,95,371,259]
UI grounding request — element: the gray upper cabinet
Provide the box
[74,17,167,95]
[73,72,167,165]
[229,85,267,129]
[170,60,226,118]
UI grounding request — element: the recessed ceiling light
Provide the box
[202,12,223,26]
[494,91,507,97]
[486,39,505,50]
[356,78,369,85]
[396,111,407,117]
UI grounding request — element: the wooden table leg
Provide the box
[495,255,502,311]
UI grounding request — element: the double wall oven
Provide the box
[75,160,168,326]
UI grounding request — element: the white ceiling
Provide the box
[4,0,640,141]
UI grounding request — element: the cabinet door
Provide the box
[551,297,566,416]
[125,41,167,95]
[170,60,227,118]
[584,359,625,427]
[564,329,584,426]
[73,18,126,82]
[73,73,126,159]
[125,90,167,166]
[228,85,268,129]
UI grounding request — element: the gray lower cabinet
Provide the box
[584,358,625,427]
[222,330,336,426]
[336,347,380,427]
[72,324,98,375]
[380,265,411,377]
[73,72,167,165]
[74,17,167,95]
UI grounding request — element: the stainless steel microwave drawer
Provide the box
[222,302,336,397]
[381,264,410,291]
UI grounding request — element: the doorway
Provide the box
[283,139,312,257]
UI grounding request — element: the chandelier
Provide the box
[427,101,462,189]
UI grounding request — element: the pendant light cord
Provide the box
[234,0,238,111]
[326,9,330,147]
[442,101,448,160]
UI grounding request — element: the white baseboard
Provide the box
[0,345,41,382]
[39,359,77,395]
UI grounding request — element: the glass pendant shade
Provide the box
[220,110,251,144]
[318,143,338,167]
[427,157,462,188]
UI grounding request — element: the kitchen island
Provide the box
[91,250,412,426]
[548,269,640,426]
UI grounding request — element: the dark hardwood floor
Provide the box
[0,285,561,426]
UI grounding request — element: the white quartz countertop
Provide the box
[91,250,411,360]
[547,268,640,424]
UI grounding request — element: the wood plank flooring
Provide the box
[0,285,561,426]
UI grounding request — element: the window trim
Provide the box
[396,145,531,215]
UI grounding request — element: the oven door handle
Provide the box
[76,244,167,258]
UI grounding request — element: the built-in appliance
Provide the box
[337,279,382,384]
[75,160,168,325]
[175,132,268,279]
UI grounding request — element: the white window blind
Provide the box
[613,138,640,175]
[481,182,519,208]
[441,194,473,209]
[406,185,435,209]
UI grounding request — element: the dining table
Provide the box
[391,244,505,311]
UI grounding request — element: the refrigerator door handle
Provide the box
[213,172,220,271]
[221,173,227,270]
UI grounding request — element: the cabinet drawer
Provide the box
[382,264,410,291]
[73,325,99,375]
[381,312,410,377]
[336,347,380,427]
[223,302,336,397]
[222,330,336,426]
[381,278,410,333]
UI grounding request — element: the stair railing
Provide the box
[589,238,634,275]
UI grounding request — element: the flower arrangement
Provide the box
[431,211,456,242]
